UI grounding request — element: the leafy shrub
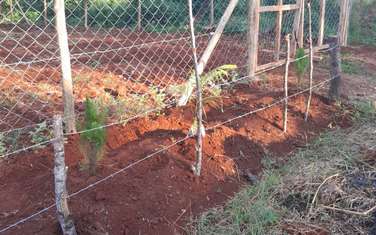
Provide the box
[80,98,107,175]
[168,64,238,107]
[29,121,51,146]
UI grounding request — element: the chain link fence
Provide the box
[0,0,343,157]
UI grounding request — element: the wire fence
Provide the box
[0,0,344,158]
[0,0,348,232]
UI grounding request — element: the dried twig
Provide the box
[309,173,340,214]
[321,204,376,216]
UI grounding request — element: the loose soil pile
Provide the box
[0,83,349,235]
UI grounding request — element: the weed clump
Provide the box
[80,98,107,175]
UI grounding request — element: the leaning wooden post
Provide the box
[53,115,77,235]
[317,0,326,46]
[274,0,283,60]
[247,0,260,78]
[304,1,314,122]
[197,0,239,74]
[328,36,341,101]
[55,0,76,133]
[137,0,142,31]
[178,0,239,106]
[188,0,204,176]
[283,34,291,133]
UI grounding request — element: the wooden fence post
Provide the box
[274,0,283,60]
[84,0,88,29]
[292,0,303,56]
[328,36,341,101]
[317,0,326,46]
[209,0,214,27]
[304,1,314,122]
[137,0,142,31]
[188,0,204,176]
[53,115,77,235]
[55,0,76,133]
[297,0,305,48]
[247,0,260,78]
[291,0,302,57]
[338,0,352,46]
[43,0,48,25]
[283,34,291,133]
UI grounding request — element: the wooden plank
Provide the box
[274,0,283,60]
[317,0,326,46]
[178,0,239,106]
[247,0,260,78]
[197,0,239,74]
[259,4,299,13]
[256,59,285,72]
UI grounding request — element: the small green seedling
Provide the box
[80,98,107,175]
[295,48,309,87]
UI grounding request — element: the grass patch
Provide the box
[192,171,280,235]
[341,59,365,75]
[191,101,376,235]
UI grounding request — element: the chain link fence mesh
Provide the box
[0,0,342,157]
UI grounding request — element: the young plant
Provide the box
[168,64,238,108]
[294,48,309,87]
[80,98,107,175]
[29,121,51,146]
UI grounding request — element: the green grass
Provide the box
[191,100,376,234]
[193,171,280,235]
[341,59,365,75]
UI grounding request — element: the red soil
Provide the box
[0,83,349,235]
